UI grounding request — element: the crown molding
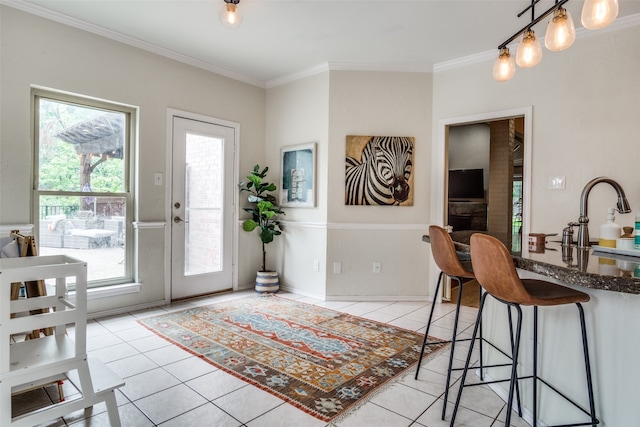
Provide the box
[2,0,266,88]
[327,62,433,73]
[434,12,640,73]
[264,63,330,89]
[5,0,639,85]
[433,50,495,73]
[266,62,434,89]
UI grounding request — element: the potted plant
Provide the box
[239,165,285,293]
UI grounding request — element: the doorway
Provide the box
[170,115,236,300]
[432,107,532,307]
[448,118,525,254]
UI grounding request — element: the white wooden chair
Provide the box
[0,255,124,427]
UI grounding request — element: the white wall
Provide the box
[0,7,266,312]
[432,25,640,426]
[264,70,434,300]
[326,71,433,298]
[433,27,640,236]
[264,74,330,298]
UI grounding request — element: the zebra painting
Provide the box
[345,135,414,206]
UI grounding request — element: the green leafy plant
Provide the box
[239,165,285,272]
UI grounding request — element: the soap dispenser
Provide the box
[599,207,622,248]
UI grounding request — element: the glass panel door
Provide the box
[171,116,234,299]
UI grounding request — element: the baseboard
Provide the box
[278,285,326,301]
[324,294,430,302]
[86,299,168,320]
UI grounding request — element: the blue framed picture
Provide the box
[280,142,316,208]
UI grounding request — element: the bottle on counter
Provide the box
[635,213,640,249]
[599,208,621,248]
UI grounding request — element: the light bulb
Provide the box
[516,30,542,68]
[492,48,516,82]
[545,7,576,51]
[581,0,618,29]
[219,1,243,30]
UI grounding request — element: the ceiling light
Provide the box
[493,0,618,81]
[581,0,619,29]
[545,7,576,51]
[493,48,516,82]
[219,0,243,30]
[516,29,542,68]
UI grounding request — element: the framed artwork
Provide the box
[280,142,316,208]
[345,135,415,206]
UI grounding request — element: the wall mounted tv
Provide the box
[448,169,485,201]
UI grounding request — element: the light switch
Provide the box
[549,176,565,190]
[154,173,163,186]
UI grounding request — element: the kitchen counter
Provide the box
[423,230,640,295]
[424,230,640,426]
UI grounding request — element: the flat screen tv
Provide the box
[448,169,485,201]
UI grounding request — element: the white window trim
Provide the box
[32,87,138,288]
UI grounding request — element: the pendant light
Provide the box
[493,0,620,81]
[493,48,516,82]
[581,0,619,29]
[219,0,243,30]
[545,7,576,51]
[516,29,542,68]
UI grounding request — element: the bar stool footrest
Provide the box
[528,376,600,426]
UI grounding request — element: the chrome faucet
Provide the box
[562,222,579,246]
[577,177,632,248]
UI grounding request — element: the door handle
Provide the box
[174,216,186,224]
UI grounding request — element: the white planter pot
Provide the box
[255,271,279,293]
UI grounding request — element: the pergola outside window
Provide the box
[33,89,136,287]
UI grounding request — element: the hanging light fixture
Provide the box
[516,29,543,67]
[219,0,243,30]
[493,48,516,81]
[545,7,576,51]
[493,0,618,81]
[581,0,619,29]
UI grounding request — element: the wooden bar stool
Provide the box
[450,233,597,427]
[417,226,519,420]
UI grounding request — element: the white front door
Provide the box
[171,116,235,300]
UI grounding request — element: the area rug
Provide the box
[139,295,448,422]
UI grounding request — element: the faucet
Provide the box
[577,177,632,248]
[562,222,579,246]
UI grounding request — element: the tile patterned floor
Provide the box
[14,291,532,426]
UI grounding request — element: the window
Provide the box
[33,89,136,287]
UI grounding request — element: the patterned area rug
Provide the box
[139,295,448,422]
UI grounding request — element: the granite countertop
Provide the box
[423,231,640,295]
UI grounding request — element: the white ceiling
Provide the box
[6,0,640,87]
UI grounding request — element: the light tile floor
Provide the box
[13,290,531,427]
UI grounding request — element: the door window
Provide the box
[183,132,223,275]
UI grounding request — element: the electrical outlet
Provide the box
[313,260,320,272]
[372,262,381,273]
[333,262,341,274]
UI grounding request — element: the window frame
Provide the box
[32,88,137,288]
